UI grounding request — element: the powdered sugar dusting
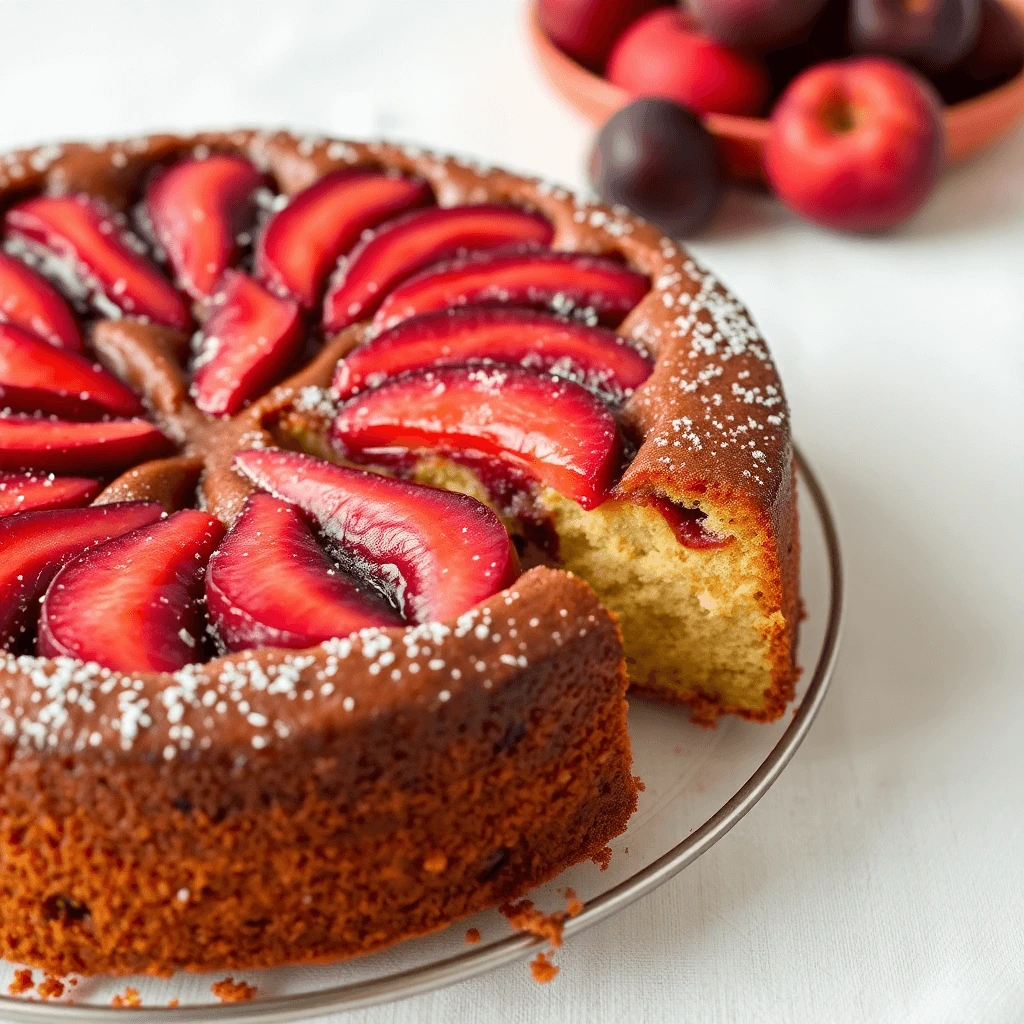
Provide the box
[0,593,550,756]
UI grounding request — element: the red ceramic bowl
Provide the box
[527,0,1024,182]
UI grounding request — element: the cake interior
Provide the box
[408,458,781,717]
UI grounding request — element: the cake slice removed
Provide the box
[402,452,795,723]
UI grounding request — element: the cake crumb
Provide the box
[500,899,567,947]
[502,887,586,947]
[37,975,65,1000]
[465,927,481,943]
[564,888,584,918]
[530,951,559,984]
[111,987,141,1008]
[167,998,180,1008]
[592,845,613,871]
[211,977,257,1003]
[8,968,33,995]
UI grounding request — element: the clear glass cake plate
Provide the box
[0,445,843,1023]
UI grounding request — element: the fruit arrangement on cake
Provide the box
[0,130,797,977]
[534,0,1024,230]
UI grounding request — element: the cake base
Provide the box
[0,571,636,977]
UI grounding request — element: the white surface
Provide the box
[0,1,1021,1021]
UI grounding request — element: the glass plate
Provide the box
[0,445,842,1022]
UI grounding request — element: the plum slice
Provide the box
[206,492,402,651]
[0,501,162,647]
[0,322,144,419]
[0,251,83,350]
[647,497,733,550]
[331,366,622,510]
[191,271,303,416]
[233,449,518,623]
[38,509,225,672]
[146,154,263,301]
[0,471,99,517]
[256,169,432,307]
[322,204,554,332]
[4,194,191,329]
[0,416,171,474]
[332,308,653,403]
[373,246,649,329]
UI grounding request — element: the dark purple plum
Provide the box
[933,0,1024,102]
[588,98,722,237]
[849,0,982,75]
[684,0,831,51]
[765,1,852,99]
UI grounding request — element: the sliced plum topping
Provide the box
[38,509,225,672]
[0,501,162,647]
[331,367,622,511]
[256,170,432,308]
[0,416,171,474]
[322,204,555,332]
[191,270,302,416]
[146,154,263,301]
[4,194,190,329]
[0,322,144,419]
[0,251,83,350]
[234,449,518,623]
[206,492,402,651]
[373,246,649,329]
[332,308,653,403]
[648,497,733,550]
[0,471,99,517]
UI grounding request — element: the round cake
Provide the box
[0,131,798,977]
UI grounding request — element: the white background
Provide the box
[2,1,1022,1021]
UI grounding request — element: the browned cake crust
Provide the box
[0,131,796,976]
[0,568,633,976]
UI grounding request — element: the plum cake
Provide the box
[0,131,797,977]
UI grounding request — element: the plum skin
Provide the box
[589,97,723,237]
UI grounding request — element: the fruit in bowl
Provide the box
[538,0,664,70]
[934,0,1024,99]
[607,7,771,115]
[686,0,832,50]
[765,57,946,230]
[529,0,1024,220]
[848,0,981,74]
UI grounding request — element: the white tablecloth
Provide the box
[2,2,1021,1020]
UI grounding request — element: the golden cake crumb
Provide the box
[502,887,586,948]
[564,888,584,918]
[530,951,559,984]
[8,968,33,995]
[37,975,65,1000]
[501,899,567,947]
[111,987,141,1008]
[465,927,481,943]
[167,998,180,1008]
[211,978,257,1003]
[592,845,613,870]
